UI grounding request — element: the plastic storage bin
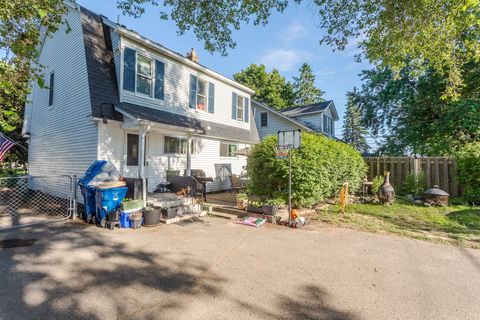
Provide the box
[95,186,128,227]
[119,212,131,228]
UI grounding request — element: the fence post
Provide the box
[72,175,77,220]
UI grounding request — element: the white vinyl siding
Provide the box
[23,7,98,202]
[120,38,251,131]
[253,103,304,140]
[99,122,248,192]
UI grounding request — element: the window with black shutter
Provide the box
[48,72,54,106]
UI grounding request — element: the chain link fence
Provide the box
[0,175,75,229]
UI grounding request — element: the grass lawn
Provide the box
[315,198,480,248]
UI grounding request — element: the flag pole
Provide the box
[0,132,28,151]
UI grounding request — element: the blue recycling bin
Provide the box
[78,160,107,222]
[95,186,128,226]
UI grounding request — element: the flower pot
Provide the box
[237,199,248,210]
[130,218,143,229]
[143,208,161,226]
[262,205,278,216]
[247,205,263,214]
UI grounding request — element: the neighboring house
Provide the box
[22,3,259,196]
[252,100,339,139]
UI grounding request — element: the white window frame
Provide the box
[220,142,238,158]
[136,53,154,97]
[164,136,197,156]
[236,95,245,121]
[196,78,208,112]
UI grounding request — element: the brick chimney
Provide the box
[186,48,199,63]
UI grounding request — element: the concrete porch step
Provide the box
[147,194,196,208]
[210,205,247,219]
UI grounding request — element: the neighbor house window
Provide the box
[236,95,244,121]
[220,142,238,157]
[164,136,196,155]
[260,112,268,127]
[48,72,54,106]
[123,47,164,99]
[136,54,153,96]
[127,134,146,166]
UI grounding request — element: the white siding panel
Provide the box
[98,123,248,192]
[119,38,251,132]
[27,7,97,201]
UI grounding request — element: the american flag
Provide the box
[0,135,15,161]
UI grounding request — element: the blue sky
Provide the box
[77,0,373,142]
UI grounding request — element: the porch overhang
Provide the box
[115,102,260,144]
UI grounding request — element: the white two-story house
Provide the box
[22,3,259,197]
[252,100,339,139]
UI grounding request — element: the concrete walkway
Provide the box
[0,217,479,320]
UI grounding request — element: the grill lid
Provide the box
[424,185,449,196]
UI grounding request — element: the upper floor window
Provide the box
[231,92,249,123]
[48,72,54,107]
[136,54,153,96]
[260,112,268,127]
[189,75,214,113]
[123,47,164,100]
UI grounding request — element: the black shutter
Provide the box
[154,60,165,100]
[232,92,237,120]
[244,97,249,123]
[48,73,54,106]
[208,82,215,114]
[189,74,197,109]
[123,47,136,92]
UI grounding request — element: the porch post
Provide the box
[138,123,147,207]
[186,134,192,176]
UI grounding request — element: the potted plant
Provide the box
[262,198,285,216]
[236,193,249,210]
[129,211,143,229]
[247,200,264,213]
[121,198,144,212]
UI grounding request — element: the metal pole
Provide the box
[288,148,292,226]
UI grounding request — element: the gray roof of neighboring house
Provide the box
[280,100,339,120]
[116,102,260,144]
[251,100,313,132]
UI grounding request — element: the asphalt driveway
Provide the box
[0,217,479,320]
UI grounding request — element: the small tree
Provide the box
[292,63,325,106]
[343,90,369,154]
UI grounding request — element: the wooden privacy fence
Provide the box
[364,157,463,196]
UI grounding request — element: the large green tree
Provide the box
[355,61,480,156]
[119,0,480,99]
[343,90,369,154]
[292,63,325,106]
[0,0,68,164]
[233,64,294,110]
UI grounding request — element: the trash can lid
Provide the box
[78,160,107,185]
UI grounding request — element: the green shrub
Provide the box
[371,176,383,194]
[247,133,366,207]
[456,142,480,204]
[403,171,426,195]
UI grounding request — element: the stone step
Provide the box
[211,205,247,219]
[162,204,202,219]
[147,197,195,208]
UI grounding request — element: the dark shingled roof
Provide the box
[116,102,259,144]
[80,7,123,121]
[280,101,334,117]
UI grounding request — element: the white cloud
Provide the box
[283,22,307,43]
[259,48,311,72]
[317,70,335,76]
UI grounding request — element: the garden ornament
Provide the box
[378,171,395,204]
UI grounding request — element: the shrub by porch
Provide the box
[246,133,366,208]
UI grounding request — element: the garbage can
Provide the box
[95,186,128,227]
[78,160,107,222]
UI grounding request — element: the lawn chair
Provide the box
[228,174,245,193]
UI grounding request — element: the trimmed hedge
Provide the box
[247,133,366,207]
[456,142,480,204]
